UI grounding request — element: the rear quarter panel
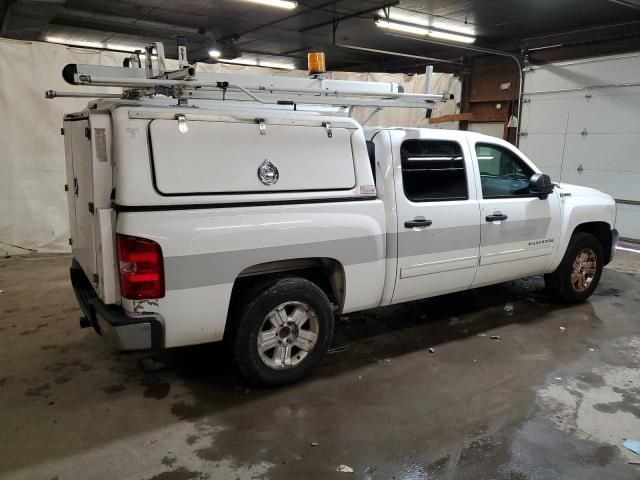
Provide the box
[117,200,386,348]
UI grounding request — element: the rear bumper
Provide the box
[70,259,163,351]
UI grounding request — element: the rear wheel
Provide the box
[231,277,334,387]
[545,232,604,303]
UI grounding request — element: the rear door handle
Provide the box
[486,212,508,222]
[404,218,433,229]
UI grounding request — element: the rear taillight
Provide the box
[116,234,165,299]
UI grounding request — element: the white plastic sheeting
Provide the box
[0,39,460,254]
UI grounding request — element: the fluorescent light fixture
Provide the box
[241,0,297,9]
[376,8,476,43]
[208,48,222,58]
[428,30,476,43]
[378,8,475,35]
[220,57,295,70]
[375,17,475,43]
[105,44,146,52]
[45,37,151,51]
[45,36,103,49]
[259,60,295,70]
[375,18,429,36]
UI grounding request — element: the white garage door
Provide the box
[519,52,640,241]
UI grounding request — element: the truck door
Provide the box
[391,130,481,303]
[469,139,561,287]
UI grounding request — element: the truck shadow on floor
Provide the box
[163,273,607,388]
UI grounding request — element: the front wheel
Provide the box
[545,232,604,303]
[231,277,334,387]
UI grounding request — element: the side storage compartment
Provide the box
[63,112,118,304]
[66,117,96,281]
[148,118,357,195]
[62,119,78,252]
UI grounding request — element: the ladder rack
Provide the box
[45,41,453,111]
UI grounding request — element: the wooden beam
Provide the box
[429,113,474,125]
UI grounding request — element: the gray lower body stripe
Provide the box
[481,218,551,246]
[164,235,386,291]
[390,218,550,258]
[392,225,480,258]
[164,218,552,291]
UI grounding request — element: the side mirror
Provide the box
[529,173,554,200]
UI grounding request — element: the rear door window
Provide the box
[400,140,468,202]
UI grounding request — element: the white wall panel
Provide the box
[467,122,504,139]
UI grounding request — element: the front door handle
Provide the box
[404,218,433,229]
[486,212,508,222]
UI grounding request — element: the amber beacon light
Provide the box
[307,52,326,74]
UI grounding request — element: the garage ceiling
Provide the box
[1,0,640,72]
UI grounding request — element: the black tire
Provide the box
[231,277,334,387]
[545,232,604,303]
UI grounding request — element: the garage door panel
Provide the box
[544,167,562,182]
[521,97,573,133]
[524,53,640,92]
[565,88,640,134]
[562,134,640,173]
[560,170,639,200]
[519,133,565,173]
[617,205,640,240]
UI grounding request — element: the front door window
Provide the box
[476,143,533,198]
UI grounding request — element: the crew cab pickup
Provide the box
[61,73,618,386]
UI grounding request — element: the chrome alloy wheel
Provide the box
[571,248,598,292]
[257,301,319,370]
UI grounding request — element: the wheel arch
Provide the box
[572,221,613,264]
[227,257,346,324]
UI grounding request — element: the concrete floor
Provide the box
[1,250,640,480]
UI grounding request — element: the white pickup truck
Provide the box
[56,56,618,386]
